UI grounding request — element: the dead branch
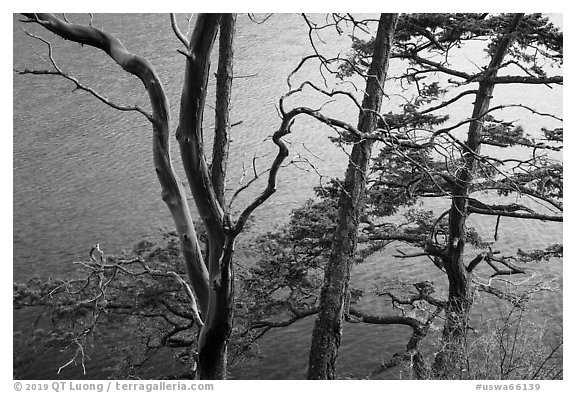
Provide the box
[489,75,563,85]
[170,13,190,49]
[468,206,562,222]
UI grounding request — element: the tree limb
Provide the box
[21,13,211,316]
[489,75,562,85]
[468,206,562,222]
[170,13,190,49]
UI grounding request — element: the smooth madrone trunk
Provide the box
[196,233,235,379]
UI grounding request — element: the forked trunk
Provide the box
[434,14,524,377]
[196,233,235,379]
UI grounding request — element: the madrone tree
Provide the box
[15,13,293,380]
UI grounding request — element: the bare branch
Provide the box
[17,28,153,121]
[393,51,476,81]
[247,13,274,25]
[170,13,190,49]
[490,75,563,85]
[474,281,524,305]
[431,103,562,142]
[232,118,290,236]
[471,172,563,211]
[285,80,363,112]
[468,206,562,222]
[250,306,319,330]
[349,307,423,330]
[419,89,478,116]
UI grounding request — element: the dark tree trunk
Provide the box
[434,13,524,377]
[307,13,399,380]
[212,14,236,206]
[196,232,235,379]
[196,15,236,379]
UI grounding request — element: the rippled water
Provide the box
[13,14,562,379]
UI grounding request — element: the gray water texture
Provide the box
[13,14,563,379]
